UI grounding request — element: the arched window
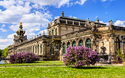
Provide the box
[41,44,42,54]
[55,28,57,36]
[35,46,37,54]
[79,40,83,46]
[67,42,70,48]
[63,43,66,54]
[86,38,91,48]
[52,30,54,35]
[38,45,39,55]
[33,46,34,53]
[49,31,51,36]
[115,37,120,53]
[72,41,76,46]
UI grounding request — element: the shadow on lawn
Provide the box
[72,66,107,69]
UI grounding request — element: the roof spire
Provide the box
[19,22,23,29]
[16,22,25,36]
[61,11,64,17]
[97,18,99,23]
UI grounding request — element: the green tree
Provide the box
[116,48,124,61]
[2,45,12,57]
[0,49,2,57]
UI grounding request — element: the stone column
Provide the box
[42,41,47,56]
[54,29,55,35]
[120,37,124,53]
[76,40,79,47]
[37,45,38,55]
[42,44,44,55]
[34,45,36,54]
[70,41,73,47]
[32,46,33,53]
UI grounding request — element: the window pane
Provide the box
[41,44,42,54]
[52,30,54,35]
[55,28,57,35]
[72,41,76,46]
[49,31,51,36]
[79,40,83,46]
[63,43,65,54]
[67,42,70,48]
[86,38,91,48]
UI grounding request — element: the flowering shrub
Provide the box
[10,52,40,63]
[63,45,100,67]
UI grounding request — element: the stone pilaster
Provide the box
[39,44,40,55]
[42,41,47,56]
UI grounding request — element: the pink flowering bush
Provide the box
[10,52,40,63]
[63,45,100,67]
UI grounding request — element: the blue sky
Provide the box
[0,0,125,49]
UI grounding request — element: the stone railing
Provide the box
[113,26,125,31]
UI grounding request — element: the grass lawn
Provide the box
[0,66,125,78]
[0,61,64,67]
[0,60,125,78]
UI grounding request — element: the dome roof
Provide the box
[16,22,25,36]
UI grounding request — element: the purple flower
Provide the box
[63,45,100,67]
[10,52,40,63]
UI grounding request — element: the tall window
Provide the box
[86,38,91,48]
[55,28,57,35]
[38,45,39,55]
[124,42,125,55]
[72,41,76,46]
[52,30,54,35]
[49,31,51,36]
[115,37,120,54]
[67,42,70,48]
[33,46,34,53]
[35,46,37,54]
[79,40,83,46]
[41,44,42,54]
[63,43,65,54]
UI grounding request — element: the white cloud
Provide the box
[0,0,16,9]
[0,36,2,38]
[74,0,87,5]
[0,38,13,49]
[32,4,39,8]
[7,33,16,39]
[69,15,77,18]
[54,16,60,19]
[0,33,16,49]
[20,11,51,23]
[114,20,125,27]
[38,29,48,35]
[0,1,32,24]
[2,24,5,27]
[0,28,7,32]
[81,0,87,5]
[95,16,98,19]
[26,0,71,8]
[101,0,107,2]
[57,0,70,8]
[99,21,109,26]
[9,24,19,31]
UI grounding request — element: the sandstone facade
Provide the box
[8,12,125,62]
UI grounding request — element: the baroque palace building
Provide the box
[8,11,125,62]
